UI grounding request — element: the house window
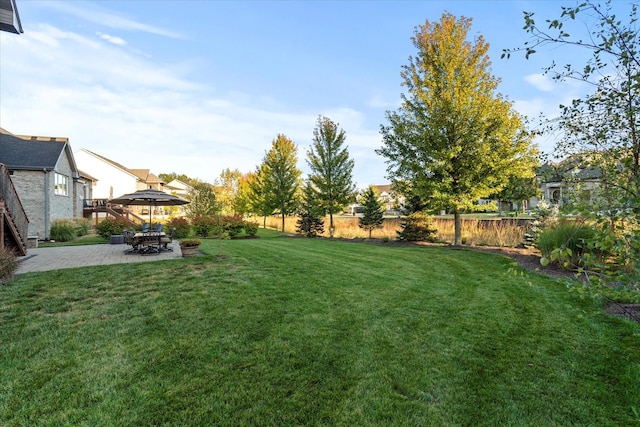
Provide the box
[54,173,68,196]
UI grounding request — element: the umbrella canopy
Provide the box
[109,188,189,224]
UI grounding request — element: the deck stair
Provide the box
[0,164,28,256]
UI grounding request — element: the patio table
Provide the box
[133,232,166,255]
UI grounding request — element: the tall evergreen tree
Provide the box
[377,14,538,245]
[307,115,356,237]
[358,186,385,239]
[296,180,325,238]
[262,134,302,232]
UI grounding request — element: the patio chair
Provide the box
[122,229,139,254]
[154,223,163,232]
[140,232,162,255]
[141,223,151,233]
[160,227,175,251]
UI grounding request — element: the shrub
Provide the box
[166,217,191,239]
[73,218,90,236]
[0,247,17,283]
[397,212,437,242]
[243,221,259,237]
[191,215,217,238]
[537,221,599,268]
[50,219,78,242]
[96,217,137,239]
[220,215,245,237]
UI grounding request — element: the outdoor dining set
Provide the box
[122,224,175,255]
[107,187,189,256]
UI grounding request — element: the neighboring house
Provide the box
[0,127,90,240]
[74,148,172,219]
[129,169,164,191]
[74,149,144,200]
[347,184,405,216]
[164,179,192,199]
[529,159,601,209]
[375,184,404,215]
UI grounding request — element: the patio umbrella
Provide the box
[109,187,189,225]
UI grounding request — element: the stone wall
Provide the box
[10,154,79,239]
[10,170,46,238]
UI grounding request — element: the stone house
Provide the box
[0,127,91,240]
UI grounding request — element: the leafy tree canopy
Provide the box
[378,13,539,245]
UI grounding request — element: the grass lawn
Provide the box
[38,233,108,247]
[1,229,639,425]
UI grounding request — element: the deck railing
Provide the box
[0,163,29,252]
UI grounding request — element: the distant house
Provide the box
[74,149,146,200]
[0,128,90,240]
[529,158,601,208]
[74,149,175,220]
[164,179,192,199]
[347,184,405,216]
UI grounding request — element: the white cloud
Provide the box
[0,23,386,186]
[524,73,555,92]
[97,32,127,46]
[41,1,184,39]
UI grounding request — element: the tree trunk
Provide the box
[281,213,285,233]
[263,216,266,228]
[329,212,334,238]
[453,207,462,246]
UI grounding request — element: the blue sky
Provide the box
[0,1,623,188]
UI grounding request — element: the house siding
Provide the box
[51,154,75,222]
[9,151,81,239]
[74,150,138,199]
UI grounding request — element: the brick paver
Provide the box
[15,242,183,274]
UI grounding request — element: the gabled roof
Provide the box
[129,169,163,184]
[165,179,192,191]
[78,169,98,182]
[0,129,70,170]
[77,148,165,185]
[78,148,134,175]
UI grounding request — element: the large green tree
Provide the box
[261,134,302,232]
[214,168,242,215]
[307,115,356,237]
[377,13,538,245]
[184,180,219,218]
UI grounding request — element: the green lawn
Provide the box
[1,229,639,425]
[38,233,108,247]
